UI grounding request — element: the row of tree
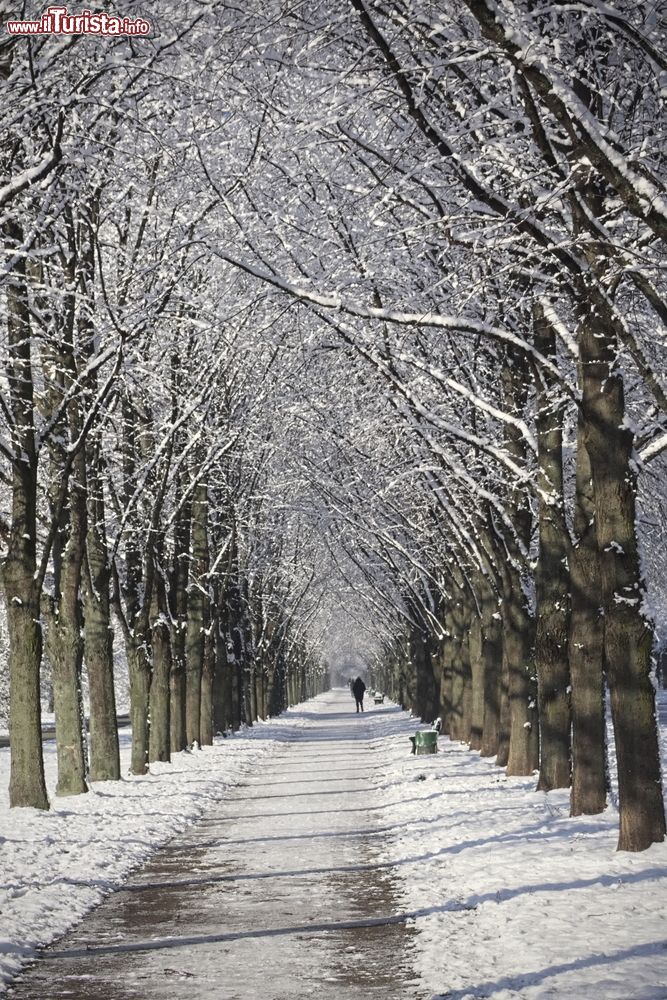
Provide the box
[209,0,666,852]
[0,2,334,810]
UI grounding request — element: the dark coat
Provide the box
[352,677,366,700]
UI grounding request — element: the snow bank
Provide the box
[364,698,667,1000]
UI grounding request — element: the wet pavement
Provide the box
[8,692,421,999]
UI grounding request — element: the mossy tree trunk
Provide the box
[40,219,88,799]
[2,220,49,810]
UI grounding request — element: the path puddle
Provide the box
[319,839,420,998]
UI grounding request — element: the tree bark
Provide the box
[83,436,120,783]
[412,623,439,723]
[479,572,502,758]
[468,611,484,750]
[212,580,231,732]
[149,548,171,764]
[495,646,511,769]
[2,220,49,810]
[186,481,209,745]
[243,580,256,723]
[169,491,190,753]
[439,605,455,736]
[448,595,466,741]
[533,305,571,791]
[504,574,538,776]
[569,412,607,815]
[500,347,538,776]
[459,592,474,743]
[45,348,88,797]
[579,308,665,851]
[127,639,150,774]
[117,395,153,776]
[200,627,214,746]
[46,618,87,798]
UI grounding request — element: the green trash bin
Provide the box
[411,730,438,755]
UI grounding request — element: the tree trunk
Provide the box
[500,347,538,776]
[256,664,266,721]
[213,589,232,733]
[73,194,119,785]
[459,601,473,742]
[569,413,607,815]
[267,656,283,717]
[468,612,484,750]
[149,562,171,764]
[245,662,256,724]
[186,481,209,745]
[439,609,455,736]
[4,580,48,808]
[230,615,242,728]
[200,628,214,746]
[127,639,150,774]
[83,437,120,783]
[533,305,571,791]
[479,577,502,758]
[262,616,279,720]
[169,492,190,753]
[118,394,153,776]
[579,310,665,851]
[37,209,89,798]
[495,625,511,767]
[45,597,87,797]
[413,624,439,722]
[243,584,256,723]
[447,571,471,741]
[2,220,49,810]
[50,405,89,796]
[504,580,538,776]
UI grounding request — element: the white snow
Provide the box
[1,690,666,998]
[367,698,667,999]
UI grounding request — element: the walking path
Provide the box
[7,691,420,1000]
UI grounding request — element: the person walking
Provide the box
[352,676,366,713]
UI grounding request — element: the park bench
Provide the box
[409,729,438,755]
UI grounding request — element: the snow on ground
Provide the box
[365,693,667,1000]
[1,690,667,999]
